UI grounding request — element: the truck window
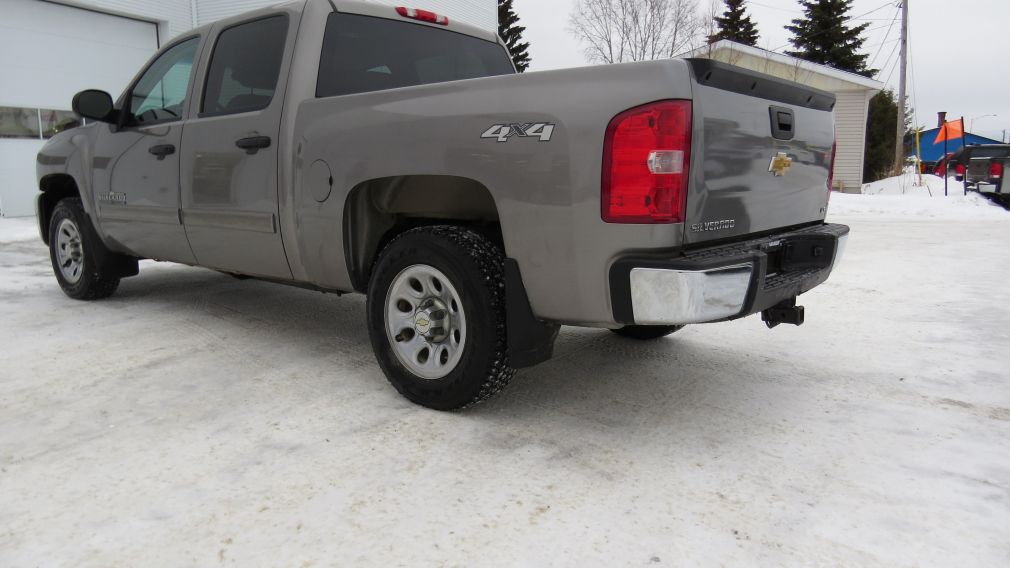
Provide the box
[201,16,288,116]
[129,38,199,125]
[968,147,1010,159]
[316,13,515,98]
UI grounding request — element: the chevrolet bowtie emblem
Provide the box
[768,152,793,177]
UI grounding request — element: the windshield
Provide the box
[316,13,515,98]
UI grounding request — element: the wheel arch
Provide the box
[37,174,82,246]
[342,174,505,293]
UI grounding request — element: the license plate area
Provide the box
[771,235,835,273]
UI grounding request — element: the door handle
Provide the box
[148,144,176,160]
[235,136,271,155]
[768,106,795,141]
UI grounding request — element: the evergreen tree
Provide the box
[710,0,760,46]
[785,0,873,77]
[863,90,914,182]
[498,0,531,72]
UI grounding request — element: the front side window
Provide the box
[316,13,515,98]
[202,16,288,116]
[129,38,199,125]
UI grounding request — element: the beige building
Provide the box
[683,40,883,193]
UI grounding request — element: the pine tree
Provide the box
[863,90,914,182]
[785,0,873,77]
[710,0,760,46]
[498,0,531,72]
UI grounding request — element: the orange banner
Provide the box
[934,118,964,144]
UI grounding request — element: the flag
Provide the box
[934,118,964,144]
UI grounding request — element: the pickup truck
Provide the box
[35,0,849,410]
[947,144,1010,188]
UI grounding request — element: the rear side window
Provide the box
[969,147,1010,159]
[202,16,288,116]
[316,13,514,98]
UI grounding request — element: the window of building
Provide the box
[0,106,41,139]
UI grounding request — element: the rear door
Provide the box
[683,59,835,245]
[180,14,295,279]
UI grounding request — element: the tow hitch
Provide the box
[762,298,805,329]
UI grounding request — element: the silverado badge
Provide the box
[768,152,793,177]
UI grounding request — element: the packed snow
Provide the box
[0,217,39,244]
[1,182,1008,566]
[830,173,1009,220]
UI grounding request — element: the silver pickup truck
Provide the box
[35,0,848,409]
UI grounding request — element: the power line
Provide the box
[867,4,902,69]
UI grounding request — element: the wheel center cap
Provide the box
[414,298,450,342]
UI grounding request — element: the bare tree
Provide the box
[569,0,704,64]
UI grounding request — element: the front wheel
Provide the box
[366,226,515,410]
[610,325,684,340]
[48,198,120,300]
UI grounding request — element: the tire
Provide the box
[48,197,120,300]
[366,226,515,410]
[610,325,684,340]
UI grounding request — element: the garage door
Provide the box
[0,0,159,217]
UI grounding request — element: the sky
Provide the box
[511,0,1010,142]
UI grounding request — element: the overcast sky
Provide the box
[512,0,1010,142]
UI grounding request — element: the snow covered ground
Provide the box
[1,187,1009,566]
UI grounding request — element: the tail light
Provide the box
[602,100,692,223]
[827,138,837,192]
[955,163,965,175]
[989,161,1003,179]
[395,7,449,25]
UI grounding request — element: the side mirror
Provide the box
[72,90,116,123]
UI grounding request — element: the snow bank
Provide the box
[828,173,1008,221]
[0,217,39,243]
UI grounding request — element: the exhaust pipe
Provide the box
[762,298,805,329]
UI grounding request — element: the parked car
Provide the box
[945,144,1010,187]
[34,0,848,409]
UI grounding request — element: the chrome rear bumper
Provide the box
[610,223,850,326]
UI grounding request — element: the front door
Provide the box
[180,15,293,279]
[95,37,200,263]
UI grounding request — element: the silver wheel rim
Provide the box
[385,264,467,380]
[55,218,84,284]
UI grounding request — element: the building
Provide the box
[916,128,1003,164]
[682,40,883,193]
[0,0,496,217]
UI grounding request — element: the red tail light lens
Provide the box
[989,161,1003,179]
[602,100,692,223]
[955,163,966,175]
[395,7,449,25]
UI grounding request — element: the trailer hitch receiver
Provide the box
[762,297,805,329]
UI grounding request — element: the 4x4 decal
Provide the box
[481,122,555,143]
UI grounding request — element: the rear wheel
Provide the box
[48,198,120,300]
[366,226,515,410]
[610,325,684,340]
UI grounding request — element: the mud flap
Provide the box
[504,259,559,368]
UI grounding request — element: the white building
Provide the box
[683,40,883,193]
[0,0,496,217]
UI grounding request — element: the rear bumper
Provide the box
[610,223,850,325]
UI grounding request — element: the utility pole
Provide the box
[893,0,909,175]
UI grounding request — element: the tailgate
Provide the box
[684,59,835,245]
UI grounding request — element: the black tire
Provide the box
[48,198,120,300]
[610,325,684,340]
[366,226,514,410]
